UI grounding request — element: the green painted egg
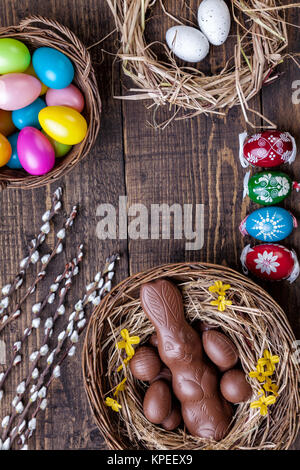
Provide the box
[244,170,293,206]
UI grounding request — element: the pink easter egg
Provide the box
[0,73,42,111]
[46,84,85,112]
[17,127,55,175]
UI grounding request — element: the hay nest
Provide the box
[105,0,300,127]
[82,262,300,450]
[0,16,101,190]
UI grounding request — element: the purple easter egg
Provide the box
[17,127,55,175]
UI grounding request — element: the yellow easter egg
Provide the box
[38,106,88,145]
[0,132,12,167]
[25,62,48,95]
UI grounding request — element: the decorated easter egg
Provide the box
[12,98,46,130]
[38,106,87,145]
[243,170,294,205]
[0,132,12,167]
[41,131,72,158]
[6,132,22,169]
[0,73,42,111]
[17,127,55,175]
[32,47,74,89]
[46,84,85,112]
[0,110,16,137]
[0,38,30,74]
[25,63,48,95]
[239,206,297,242]
[197,0,231,46]
[166,26,209,63]
[241,244,299,282]
[239,131,296,168]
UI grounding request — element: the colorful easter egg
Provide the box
[25,62,48,95]
[38,106,87,145]
[239,206,297,242]
[243,170,295,205]
[0,132,12,167]
[42,130,72,158]
[46,84,84,112]
[241,244,299,282]
[0,38,31,74]
[0,73,42,111]
[17,127,55,175]
[0,109,16,137]
[6,132,22,169]
[32,47,74,89]
[12,98,46,130]
[239,131,296,168]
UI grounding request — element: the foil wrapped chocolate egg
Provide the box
[143,380,172,424]
[220,369,252,404]
[129,346,162,382]
[239,131,296,168]
[202,330,239,371]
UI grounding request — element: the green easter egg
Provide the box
[42,130,72,158]
[0,38,31,74]
[247,170,292,205]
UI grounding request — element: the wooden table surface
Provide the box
[0,0,299,450]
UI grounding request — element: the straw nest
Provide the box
[106,0,300,127]
[0,16,101,190]
[82,262,300,450]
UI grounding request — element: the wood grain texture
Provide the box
[0,0,299,450]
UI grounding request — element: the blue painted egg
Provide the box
[6,132,22,169]
[32,47,74,89]
[239,206,297,242]
[12,97,46,130]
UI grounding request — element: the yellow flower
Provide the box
[113,378,127,396]
[250,390,277,416]
[210,295,232,312]
[105,397,122,412]
[117,329,140,358]
[209,281,231,296]
[263,377,279,397]
[257,349,280,374]
[249,363,272,383]
[117,355,132,372]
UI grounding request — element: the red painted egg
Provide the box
[239,131,296,168]
[241,244,299,282]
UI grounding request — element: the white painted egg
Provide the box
[166,26,209,63]
[198,0,231,46]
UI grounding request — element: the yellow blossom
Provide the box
[249,363,272,383]
[257,349,280,374]
[209,281,231,296]
[105,397,122,412]
[113,378,127,396]
[117,329,140,358]
[250,390,277,416]
[210,295,232,312]
[117,355,132,372]
[263,377,279,397]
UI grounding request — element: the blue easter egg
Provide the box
[6,132,22,169]
[12,98,46,130]
[32,47,74,89]
[243,206,296,242]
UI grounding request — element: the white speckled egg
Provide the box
[166,25,209,63]
[198,0,231,46]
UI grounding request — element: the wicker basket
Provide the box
[82,262,300,450]
[0,16,101,190]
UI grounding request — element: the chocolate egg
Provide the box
[220,369,252,404]
[149,333,158,348]
[202,330,239,371]
[129,346,162,382]
[194,320,218,333]
[143,380,172,424]
[161,405,182,431]
[150,367,172,384]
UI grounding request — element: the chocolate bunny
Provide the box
[140,279,232,441]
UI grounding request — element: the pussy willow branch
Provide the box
[0,188,62,318]
[1,246,83,446]
[17,253,119,449]
[0,205,78,334]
